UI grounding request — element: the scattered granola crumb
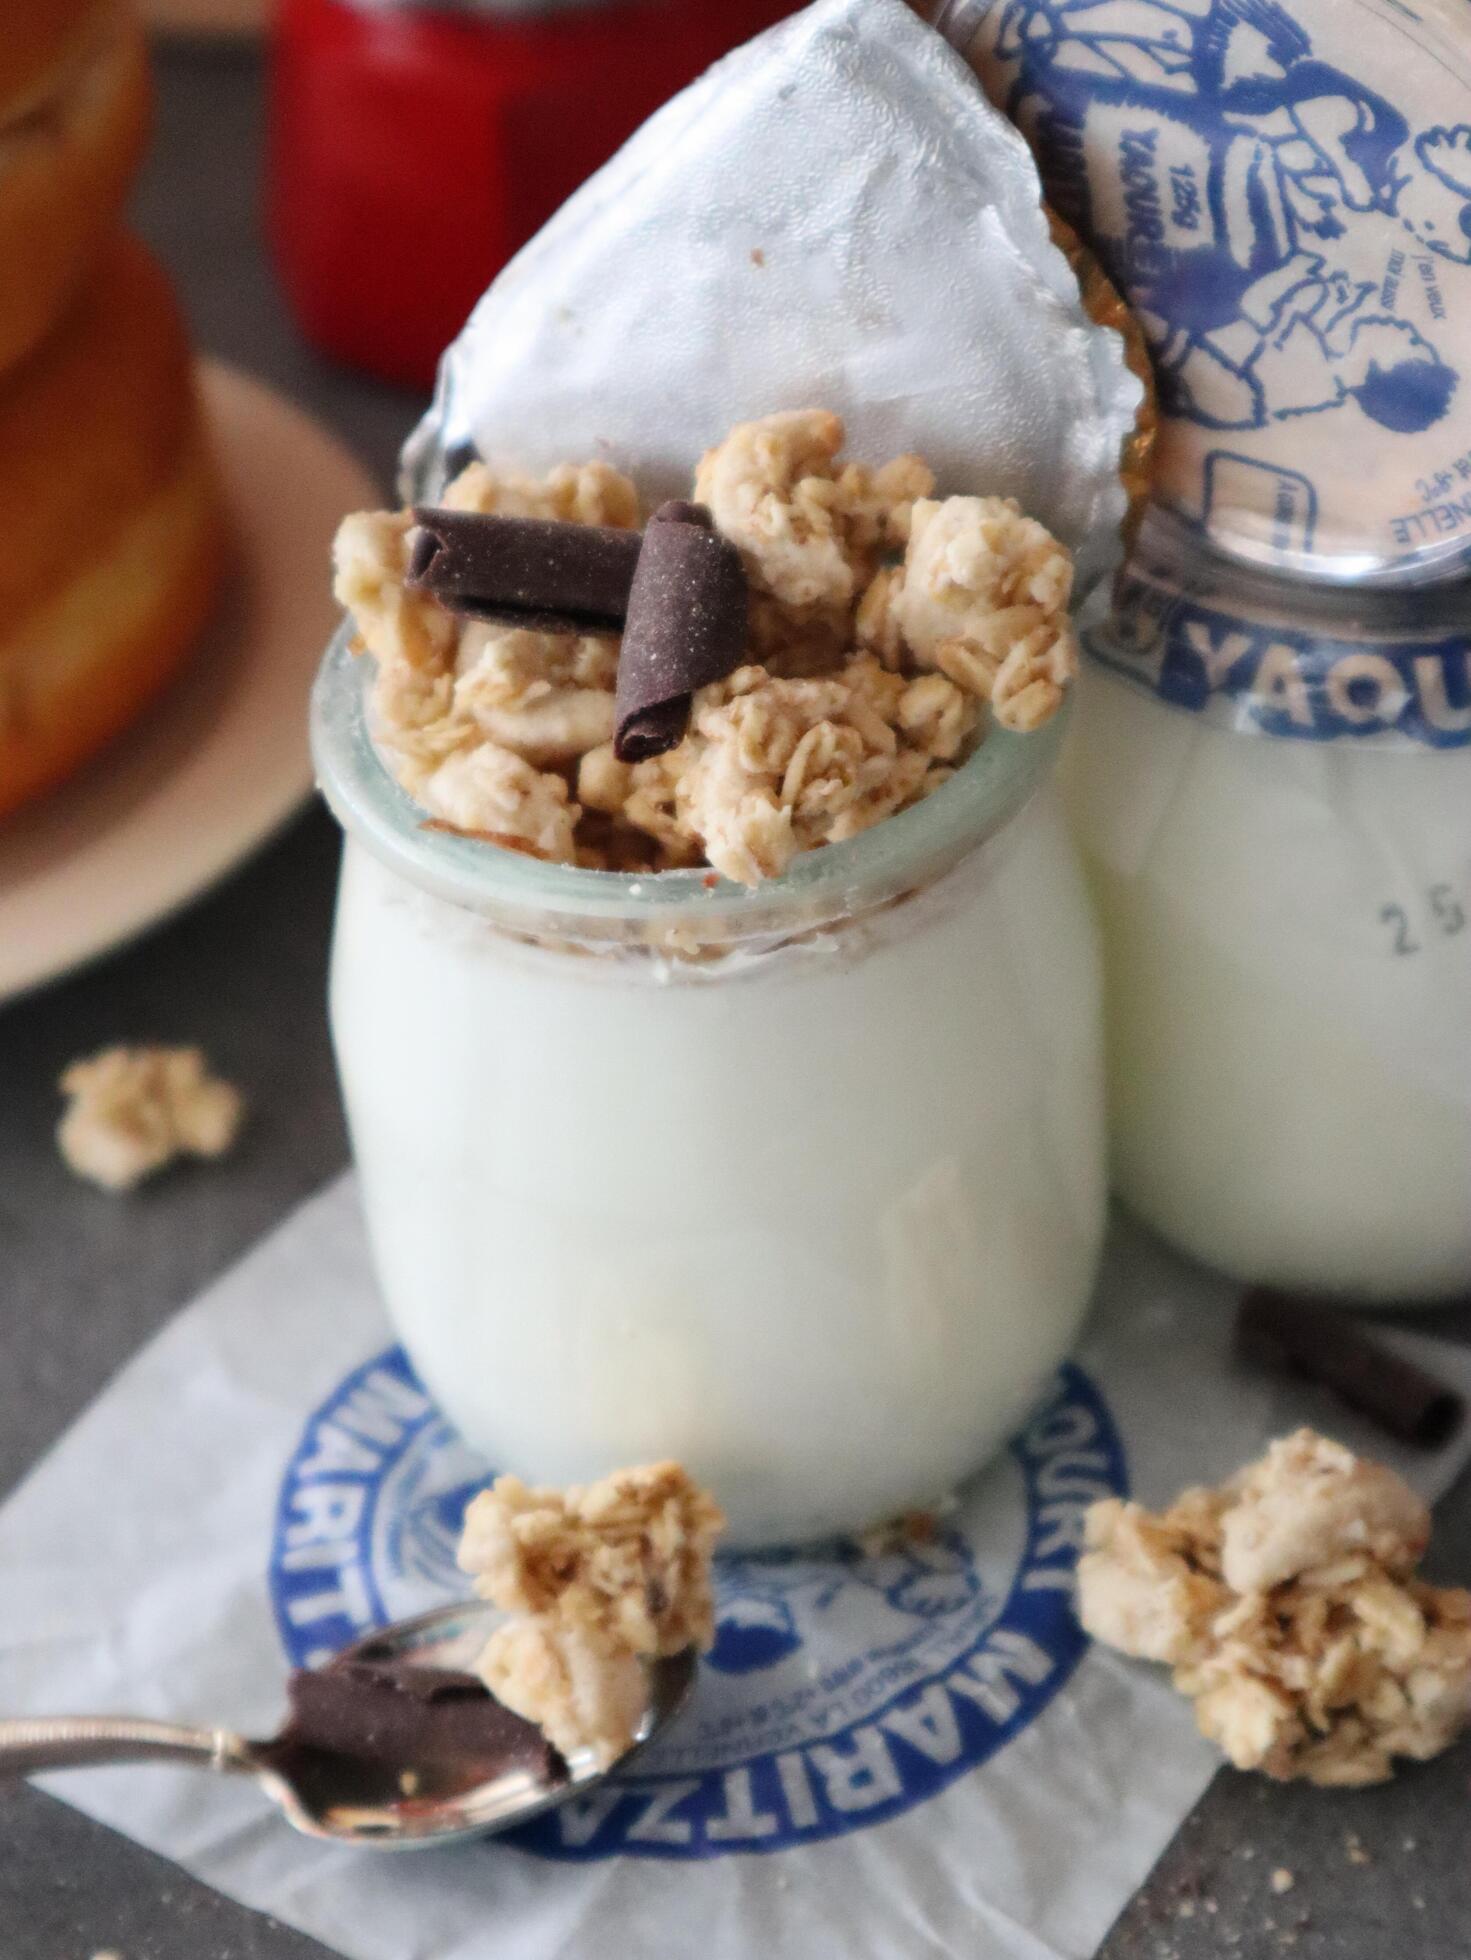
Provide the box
[398,1769,420,1796]
[1345,1832,1372,1867]
[856,1510,941,1559]
[1077,1430,1471,1786]
[1071,1484,1231,1666]
[1221,1430,1428,1593]
[1271,1869,1295,1895]
[1413,1895,1426,1911]
[57,1047,244,1193]
[1175,1899,1196,1920]
[458,1462,725,1769]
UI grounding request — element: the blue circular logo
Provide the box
[269,1350,1127,1860]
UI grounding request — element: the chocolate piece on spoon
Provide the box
[408,507,642,635]
[260,1655,563,1810]
[0,1598,698,1849]
[614,500,748,762]
[1236,1288,1466,1449]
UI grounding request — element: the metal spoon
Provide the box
[0,1600,696,1849]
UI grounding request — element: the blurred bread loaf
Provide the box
[0,1,152,380]
[0,236,227,818]
[0,6,227,819]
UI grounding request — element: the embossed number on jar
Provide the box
[1379,882,1469,956]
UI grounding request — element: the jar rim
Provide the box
[310,622,1065,932]
[1124,511,1471,638]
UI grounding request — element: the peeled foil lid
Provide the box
[1083,509,1471,748]
[940,0,1471,586]
[402,0,1144,599]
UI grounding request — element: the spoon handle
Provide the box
[0,1716,252,1777]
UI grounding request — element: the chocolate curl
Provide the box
[408,507,642,634]
[614,501,748,762]
[1236,1289,1466,1449]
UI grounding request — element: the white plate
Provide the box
[0,360,379,1005]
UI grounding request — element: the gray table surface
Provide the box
[1,38,1468,1960]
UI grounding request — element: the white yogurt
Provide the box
[324,735,1105,1546]
[1066,639,1471,1304]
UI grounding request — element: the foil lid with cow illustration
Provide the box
[937,0,1471,586]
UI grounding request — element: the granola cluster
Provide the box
[579,656,970,885]
[333,410,1077,885]
[458,1461,725,1768]
[858,495,1077,732]
[57,1046,244,1193]
[693,408,932,667]
[1078,1431,1471,1787]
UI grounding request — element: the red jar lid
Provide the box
[268,0,799,388]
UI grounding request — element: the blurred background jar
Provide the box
[1068,516,1471,1303]
[937,0,1471,1302]
[267,0,801,386]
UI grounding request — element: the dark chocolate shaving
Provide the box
[614,500,748,762]
[1236,1288,1466,1449]
[404,497,747,761]
[408,507,642,634]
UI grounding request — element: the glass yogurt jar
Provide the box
[937,0,1471,1304]
[313,626,1106,1547]
[1066,516,1471,1304]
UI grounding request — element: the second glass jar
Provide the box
[1066,524,1471,1304]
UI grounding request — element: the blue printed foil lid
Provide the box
[938,0,1471,587]
[1082,508,1471,746]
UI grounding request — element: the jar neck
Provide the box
[1082,512,1471,755]
[311,624,1066,954]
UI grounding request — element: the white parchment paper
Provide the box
[3,1178,1470,1960]
[403,0,1143,597]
